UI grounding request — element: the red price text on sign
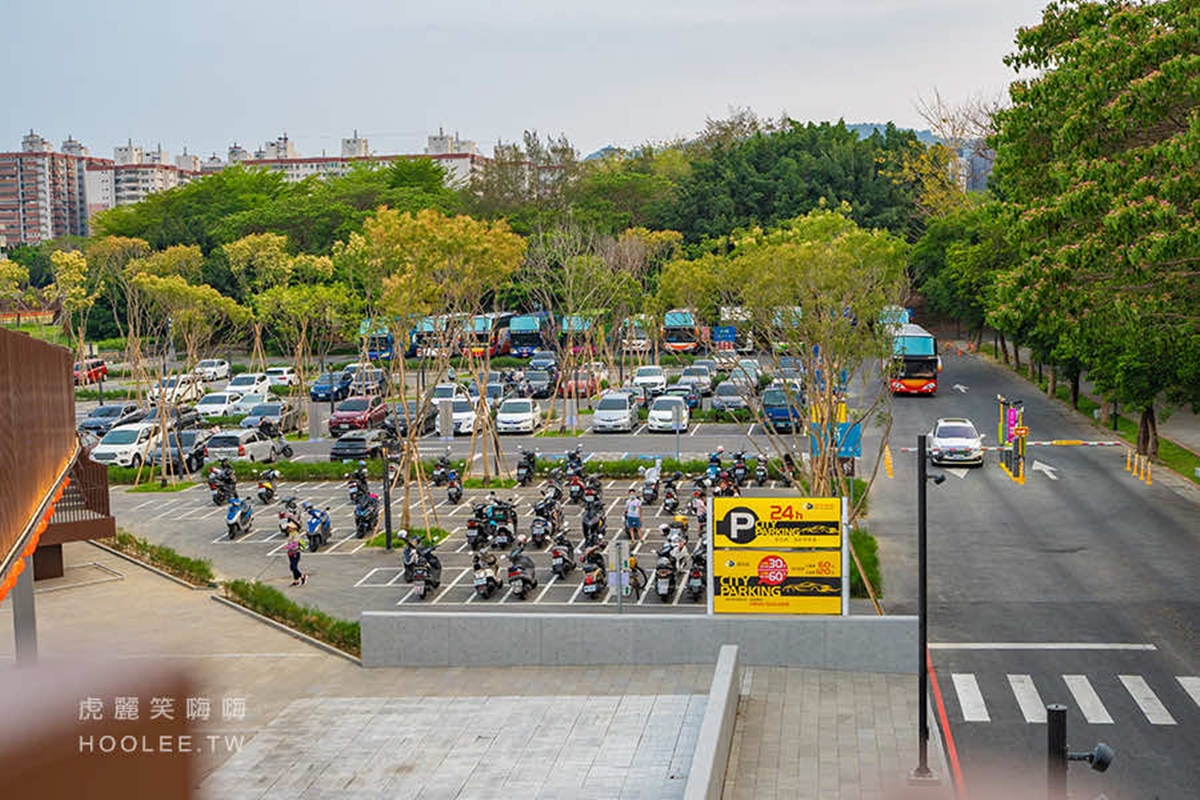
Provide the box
[757,556,788,585]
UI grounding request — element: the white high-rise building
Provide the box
[261,134,297,160]
[175,148,200,172]
[425,128,477,156]
[113,139,143,165]
[342,130,369,158]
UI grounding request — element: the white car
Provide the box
[646,396,689,432]
[593,392,637,433]
[583,361,610,385]
[495,398,539,434]
[147,374,206,405]
[435,398,478,436]
[678,365,714,396]
[632,365,668,396]
[90,422,161,467]
[195,391,244,418]
[226,372,272,395]
[229,392,279,416]
[431,382,467,403]
[205,428,280,462]
[930,417,985,466]
[265,366,300,388]
[194,358,231,382]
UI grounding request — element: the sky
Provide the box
[3,0,1050,161]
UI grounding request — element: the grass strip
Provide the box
[101,529,215,586]
[224,579,360,657]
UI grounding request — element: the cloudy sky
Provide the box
[3,0,1048,160]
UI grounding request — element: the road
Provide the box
[869,350,1199,799]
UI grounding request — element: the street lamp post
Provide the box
[381,443,394,551]
[911,433,944,783]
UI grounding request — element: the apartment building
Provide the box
[0,132,108,245]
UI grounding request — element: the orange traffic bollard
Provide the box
[1125,448,1132,472]
[1147,462,1153,486]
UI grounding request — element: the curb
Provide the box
[684,644,741,800]
[88,540,214,591]
[209,594,362,666]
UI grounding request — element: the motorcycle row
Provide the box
[398,444,768,604]
[205,459,381,552]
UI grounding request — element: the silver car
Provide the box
[205,428,280,462]
[711,381,750,411]
[929,418,985,466]
[678,366,713,396]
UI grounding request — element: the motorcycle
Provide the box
[686,539,707,602]
[345,463,370,505]
[516,448,537,487]
[638,465,660,505]
[661,472,681,515]
[431,449,452,486]
[225,495,253,539]
[567,473,585,505]
[471,549,501,599]
[716,471,740,497]
[354,492,380,539]
[408,537,443,599]
[654,526,689,602]
[732,451,749,487]
[565,444,585,478]
[579,535,608,599]
[277,496,302,535]
[705,450,723,486]
[754,459,768,487]
[548,530,576,579]
[506,543,538,599]
[207,459,236,506]
[258,419,294,460]
[581,499,607,541]
[446,468,463,505]
[582,475,602,506]
[255,468,280,504]
[302,502,332,552]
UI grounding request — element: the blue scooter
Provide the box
[226,495,253,539]
[302,501,332,552]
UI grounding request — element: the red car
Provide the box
[557,370,599,398]
[329,395,388,435]
[74,358,108,385]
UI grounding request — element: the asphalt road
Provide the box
[868,350,1199,799]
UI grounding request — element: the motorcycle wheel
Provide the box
[403,566,414,583]
[228,525,237,540]
[308,536,320,553]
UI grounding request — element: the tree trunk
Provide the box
[1012,340,1022,371]
[1069,371,1080,409]
[1138,407,1158,458]
[1046,363,1056,398]
[1099,400,1112,426]
[998,333,1009,365]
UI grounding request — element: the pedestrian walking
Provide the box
[286,530,307,586]
[624,488,643,542]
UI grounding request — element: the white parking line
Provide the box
[395,587,416,604]
[952,674,991,722]
[1008,675,1047,723]
[689,425,699,437]
[387,570,407,586]
[354,567,398,588]
[322,534,358,553]
[633,424,647,436]
[1179,676,1200,710]
[1119,675,1176,725]
[148,500,186,518]
[132,500,159,510]
[746,424,756,437]
[430,567,471,604]
[534,575,559,602]
[1063,675,1112,724]
[567,579,585,603]
[201,506,226,519]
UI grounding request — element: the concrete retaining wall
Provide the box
[361,612,916,672]
[684,644,741,800]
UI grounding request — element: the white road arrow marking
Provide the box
[944,468,969,479]
[952,384,969,393]
[1032,460,1059,480]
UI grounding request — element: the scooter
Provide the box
[277,496,302,535]
[732,451,749,487]
[446,469,463,504]
[208,459,236,506]
[516,448,537,487]
[582,475,602,506]
[654,543,680,602]
[506,543,537,599]
[686,539,707,602]
[581,500,606,541]
[431,449,451,486]
[302,502,332,552]
[705,451,723,485]
[579,536,608,599]
[255,468,280,504]
[567,473,585,504]
[345,463,369,505]
[226,495,253,539]
[548,530,576,578]
[354,492,380,538]
[661,472,681,515]
[754,459,768,487]
[565,444,585,478]
[639,465,660,505]
[408,537,443,599]
[471,549,501,599]
[258,419,294,459]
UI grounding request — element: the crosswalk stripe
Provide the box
[1063,675,1113,724]
[1007,674,1047,723]
[1119,675,1176,725]
[951,674,990,721]
[1178,677,1200,709]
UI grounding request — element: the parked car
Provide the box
[205,428,280,462]
[91,422,161,467]
[592,392,637,433]
[78,430,101,455]
[711,381,750,411]
[148,428,213,474]
[771,368,805,395]
[678,365,714,395]
[78,403,144,436]
[265,366,300,388]
[727,366,759,393]
[329,395,388,435]
[484,382,510,410]
[226,372,272,395]
[349,368,388,396]
[194,359,231,382]
[436,398,478,436]
[431,382,467,403]
[383,401,437,438]
[525,370,554,399]
[240,401,299,432]
[147,373,205,405]
[74,358,108,386]
[760,387,804,433]
[664,385,701,410]
[558,369,598,398]
[309,371,353,403]
[141,404,202,431]
[583,361,609,385]
[229,392,279,417]
[647,396,689,432]
[738,358,763,380]
[612,383,653,410]
[495,398,539,434]
[528,350,558,371]
[632,365,667,396]
[195,391,244,419]
[329,428,390,461]
[693,358,719,375]
[929,417,985,466]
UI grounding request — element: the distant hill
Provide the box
[846,123,940,145]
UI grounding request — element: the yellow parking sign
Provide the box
[712,550,843,615]
[712,497,841,549]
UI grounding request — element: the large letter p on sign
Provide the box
[727,509,757,544]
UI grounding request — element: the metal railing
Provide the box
[47,455,110,524]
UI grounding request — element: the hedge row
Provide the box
[224,579,361,657]
[849,527,882,599]
[102,530,215,586]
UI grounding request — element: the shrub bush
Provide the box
[849,527,881,599]
[224,579,361,656]
[103,530,215,586]
[364,526,450,548]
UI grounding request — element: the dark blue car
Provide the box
[309,371,352,402]
[761,388,804,433]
